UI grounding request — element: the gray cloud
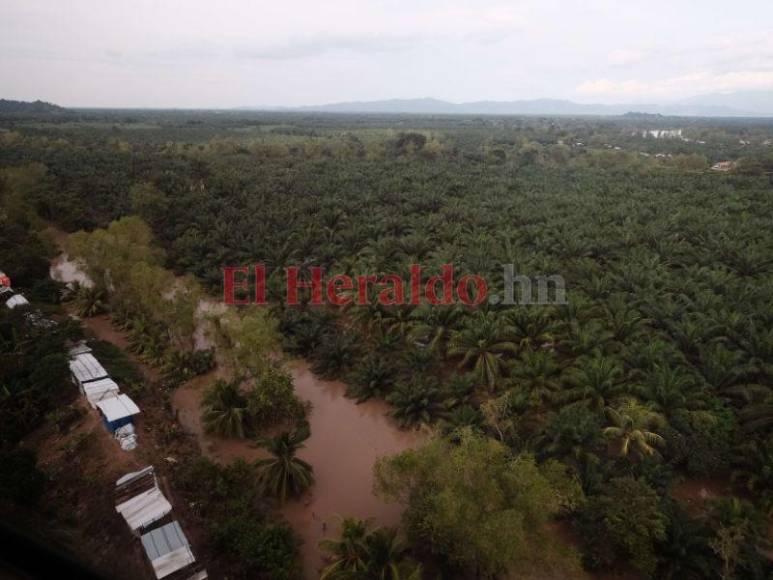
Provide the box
[1,0,772,107]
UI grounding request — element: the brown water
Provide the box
[50,244,425,578]
[173,361,426,578]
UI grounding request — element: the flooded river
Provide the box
[50,245,425,578]
[172,360,425,577]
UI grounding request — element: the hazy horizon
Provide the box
[2,0,773,109]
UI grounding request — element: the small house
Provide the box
[140,521,198,579]
[69,353,109,389]
[5,293,29,309]
[96,393,140,433]
[115,467,173,534]
[83,377,121,408]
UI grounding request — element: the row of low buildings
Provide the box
[68,341,141,450]
[115,466,207,580]
[3,268,140,447]
[6,266,207,577]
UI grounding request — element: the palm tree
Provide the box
[380,305,415,337]
[638,364,714,423]
[507,307,557,350]
[738,394,773,434]
[255,423,314,504]
[363,527,414,580]
[657,507,714,580]
[320,517,369,579]
[558,319,612,358]
[603,398,666,459]
[448,312,516,390]
[409,304,463,356]
[321,519,420,580]
[71,283,108,317]
[312,331,361,379]
[508,349,563,407]
[201,379,248,438]
[386,379,444,428]
[561,354,626,411]
[347,355,394,403]
[603,293,650,343]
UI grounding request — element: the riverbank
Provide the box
[50,239,425,578]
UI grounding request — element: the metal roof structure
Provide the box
[68,341,93,357]
[141,521,196,579]
[96,394,140,422]
[83,378,120,408]
[6,294,29,309]
[69,353,108,385]
[116,486,172,533]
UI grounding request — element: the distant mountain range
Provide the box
[3,91,773,117]
[0,99,66,114]
[286,91,773,118]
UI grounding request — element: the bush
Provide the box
[577,477,667,577]
[246,367,306,431]
[211,516,300,580]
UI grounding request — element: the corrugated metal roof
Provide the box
[6,294,29,309]
[68,341,93,357]
[116,486,172,532]
[69,353,108,384]
[83,378,120,408]
[96,393,140,422]
[141,521,196,579]
[116,466,155,488]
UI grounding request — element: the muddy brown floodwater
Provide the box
[173,361,426,578]
[50,244,426,578]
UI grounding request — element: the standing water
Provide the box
[50,247,426,578]
[172,359,426,578]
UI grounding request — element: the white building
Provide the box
[115,467,173,534]
[140,521,198,579]
[69,353,109,389]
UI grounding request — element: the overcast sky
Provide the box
[1,0,772,108]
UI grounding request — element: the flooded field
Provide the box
[173,360,425,577]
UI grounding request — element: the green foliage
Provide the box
[577,477,667,577]
[375,430,583,577]
[5,112,773,579]
[255,423,315,503]
[70,283,108,317]
[0,308,78,446]
[320,518,421,580]
[173,457,301,579]
[245,366,306,429]
[386,378,444,428]
[210,308,281,377]
[346,355,395,403]
[202,378,248,438]
[705,497,770,579]
[211,516,300,580]
[311,330,362,379]
[202,367,305,438]
[161,348,215,385]
[88,339,143,386]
